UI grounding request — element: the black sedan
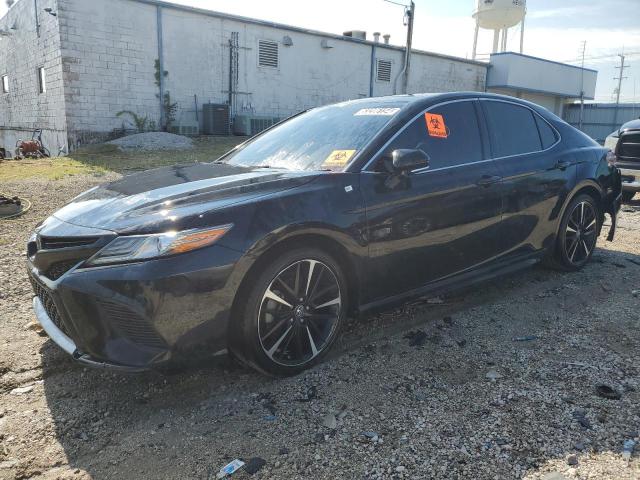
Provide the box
[28,92,622,375]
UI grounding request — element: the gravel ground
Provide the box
[0,174,639,480]
[108,132,194,151]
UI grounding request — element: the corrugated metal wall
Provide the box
[564,103,640,143]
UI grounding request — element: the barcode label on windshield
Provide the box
[354,108,400,116]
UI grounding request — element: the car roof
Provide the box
[337,92,546,113]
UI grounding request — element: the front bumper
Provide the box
[620,168,640,192]
[29,243,243,370]
[33,297,146,372]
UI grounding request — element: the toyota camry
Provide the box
[28,92,622,375]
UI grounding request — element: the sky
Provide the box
[1,0,639,103]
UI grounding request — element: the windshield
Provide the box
[222,100,407,171]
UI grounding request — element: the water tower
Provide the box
[472,0,526,60]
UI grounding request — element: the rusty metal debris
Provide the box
[14,129,50,159]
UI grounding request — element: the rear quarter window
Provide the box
[482,101,543,157]
[534,113,558,149]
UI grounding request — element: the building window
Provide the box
[1,75,8,93]
[258,40,279,68]
[37,67,46,93]
[376,59,392,82]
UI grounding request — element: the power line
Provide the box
[382,0,410,7]
[563,51,640,63]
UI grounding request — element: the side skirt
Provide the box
[356,250,545,316]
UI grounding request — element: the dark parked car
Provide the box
[28,93,622,375]
[604,118,640,202]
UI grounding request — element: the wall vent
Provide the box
[376,59,392,82]
[258,40,279,68]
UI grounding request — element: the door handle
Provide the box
[555,160,572,170]
[476,175,502,187]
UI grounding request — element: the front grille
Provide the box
[96,299,166,349]
[45,260,80,281]
[29,275,69,335]
[39,236,99,250]
[619,132,640,162]
[32,234,104,280]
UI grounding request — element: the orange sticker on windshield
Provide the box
[322,150,356,168]
[425,113,448,138]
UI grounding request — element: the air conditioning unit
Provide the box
[169,123,199,135]
[202,104,229,135]
[233,115,280,136]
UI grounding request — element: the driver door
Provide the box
[359,99,505,302]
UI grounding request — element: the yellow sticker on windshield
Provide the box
[322,150,356,168]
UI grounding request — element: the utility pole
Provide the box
[579,41,586,130]
[388,0,414,95]
[34,0,40,37]
[613,54,629,127]
[401,1,415,95]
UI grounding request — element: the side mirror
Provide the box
[392,149,429,173]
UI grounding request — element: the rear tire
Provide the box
[622,191,636,203]
[546,194,600,271]
[229,247,347,376]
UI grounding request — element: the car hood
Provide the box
[53,162,320,233]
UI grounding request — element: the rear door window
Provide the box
[374,100,483,172]
[482,101,542,157]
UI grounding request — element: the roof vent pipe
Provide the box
[373,32,381,43]
[383,34,390,44]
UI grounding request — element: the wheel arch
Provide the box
[558,180,606,233]
[226,230,362,345]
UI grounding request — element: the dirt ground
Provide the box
[0,171,639,480]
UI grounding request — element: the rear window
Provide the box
[482,101,542,157]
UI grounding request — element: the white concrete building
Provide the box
[486,52,597,118]
[0,0,596,155]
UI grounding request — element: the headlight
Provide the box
[604,135,619,152]
[85,224,232,266]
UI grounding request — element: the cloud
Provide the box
[526,0,639,30]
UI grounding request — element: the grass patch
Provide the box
[0,157,107,181]
[68,136,246,174]
[0,136,247,181]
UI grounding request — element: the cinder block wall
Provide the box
[0,0,67,157]
[1,0,488,150]
[57,0,488,143]
[58,0,160,146]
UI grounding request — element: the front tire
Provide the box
[547,194,600,271]
[230,247,347,376]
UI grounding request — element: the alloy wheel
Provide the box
[257,259,341,367]
[564,201,597,265]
